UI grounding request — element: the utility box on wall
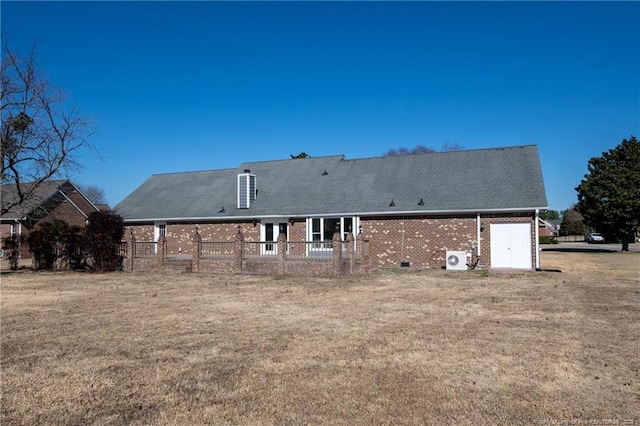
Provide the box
[446,251,468,271]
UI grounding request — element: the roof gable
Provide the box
[1,180,100,221]
[1,180,68,219]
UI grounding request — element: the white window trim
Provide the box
[154,222,167,242]
[153,222,167,254]
[306,216,358,252]
[260,220,288,255]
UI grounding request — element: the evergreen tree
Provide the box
[576,136,640,251]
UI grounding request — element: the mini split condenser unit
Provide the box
[446,251,468,271]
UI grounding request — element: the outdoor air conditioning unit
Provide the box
[446,251,468,271]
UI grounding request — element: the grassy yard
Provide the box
[1,250,638,425]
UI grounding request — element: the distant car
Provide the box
[586,233,605,244]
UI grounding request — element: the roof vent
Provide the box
[238,172,256,209]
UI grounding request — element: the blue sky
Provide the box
[2,1,638,211]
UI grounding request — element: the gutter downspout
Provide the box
[535,209,540,270]
[476,212,481,258]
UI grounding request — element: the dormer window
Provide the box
[237,171,256,209]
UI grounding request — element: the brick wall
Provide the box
[538,223,553,237]
[0,224,13,241]
[361,213,536,270]
[288,219,306,241]
[124,212,537,271]
[361,215,478,269]
[126,221,259,256]
[53,189,96,228]
[128,225,155,241]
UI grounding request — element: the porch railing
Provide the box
[120,231,370,275]
[134,241,157,258]
[286,241,333,259]
[199,241,235,259]
[243,241,279,258]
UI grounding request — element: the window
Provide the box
[308,217,357,251]
[154,222,167,242]
[155,223,166,238]
[323,218,339,241]
[311,218,321,242]
[265,223,274,252]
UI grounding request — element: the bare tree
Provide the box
[383,143,464,157]
[384,145,435,157]
[78,184,107,205]
[1,41,94,212]
[442,142,464,152]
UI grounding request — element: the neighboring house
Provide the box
[0,180,101,258]
[538,218,561,237]
[115,145,548,271]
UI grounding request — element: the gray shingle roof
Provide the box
[1,180,69,220]
[114,145,548,221]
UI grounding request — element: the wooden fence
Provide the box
[556,235,585,242]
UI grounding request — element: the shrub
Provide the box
[58,224,86,270]
[2,234,25,270]
[28,220,73,270]
[28,223,56,270]
[85,211,124,272]
[539,236,558,244]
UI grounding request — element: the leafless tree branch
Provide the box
[1,41,95,212]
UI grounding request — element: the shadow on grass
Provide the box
[541,247,618,253]
[0,269,31,275]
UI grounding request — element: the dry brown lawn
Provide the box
[1,250,639,425]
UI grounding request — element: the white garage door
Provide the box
[490,223,532,269]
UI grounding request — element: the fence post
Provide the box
[332,230,342,276]
[235,226,243,272]
[128,229,135,272]
[158,234,166,266]
[277,232,286,275]
[193,228,201,273]
[347,232,354,274]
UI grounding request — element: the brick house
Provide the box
[1,180,101,258]
[115,145,548,272]
[538,218,561,238]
